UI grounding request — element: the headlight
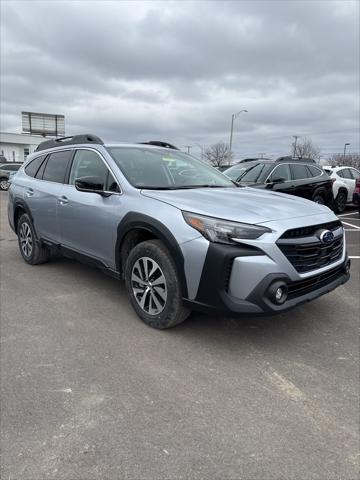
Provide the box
[182,211,271,244]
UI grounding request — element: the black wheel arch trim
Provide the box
[116,212,188,297]
[13,200,35,234]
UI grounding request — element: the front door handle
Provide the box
[58,196,69,205]
[25,188,34,197]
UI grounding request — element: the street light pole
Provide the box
[343,143,350,160]
[229,109,248,157]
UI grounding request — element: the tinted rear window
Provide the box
[42,151,72,183]
[24,155,46,177]
[307,165,322,177]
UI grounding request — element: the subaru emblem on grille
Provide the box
[319,229,335,245]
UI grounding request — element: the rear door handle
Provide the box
[25,188,34,197]
[58,195,69,205]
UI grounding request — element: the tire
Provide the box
[312,193,325,205]
[124,239,190,329]
[0,177,9,191]
[334,191,347,213]
[17,214,50,265]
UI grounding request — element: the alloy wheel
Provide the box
[337,193,346,211]
[19,222,33,257]
[0,180,8,190]
[131,256,167,315]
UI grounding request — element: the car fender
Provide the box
[115,212,188,297]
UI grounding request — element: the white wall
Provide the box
[0,143,38,162]
[0,132,44,162]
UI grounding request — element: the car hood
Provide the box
[141,187,331,224]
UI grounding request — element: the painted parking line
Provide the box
[345,229,360,232]
[349,256,360,259]
[342,221,360,230]
[339,212,359,217]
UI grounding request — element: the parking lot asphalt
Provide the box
[1,191,359,480]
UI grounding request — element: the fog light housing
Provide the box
[345,260,351,275]
[268,281,288,305]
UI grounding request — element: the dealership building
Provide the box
[0,112,65,163]
[0,132,44,163]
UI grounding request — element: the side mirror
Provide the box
[271,177,286,184]
[75,176,105,194]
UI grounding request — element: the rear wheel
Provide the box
[312,193,325,205]
[0,177,9,191]
[124,239,190,328]
[334,191,347,213]
[17,214,50,264]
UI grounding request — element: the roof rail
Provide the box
[35,134,104,152]
[139,141,179,150]
[275,156,315,163]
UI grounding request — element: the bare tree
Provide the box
[328,153,360,169]
[291,137,321,161]
[203,142,233,167]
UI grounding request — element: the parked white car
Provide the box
[323,165,360,212]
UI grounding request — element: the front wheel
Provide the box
[312,193,325,205]
[0,178,9,191]
[124,240,190,328]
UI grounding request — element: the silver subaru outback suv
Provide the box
[8,134,350,328]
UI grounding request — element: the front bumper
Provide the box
[183,241,350,316]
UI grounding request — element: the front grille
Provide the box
[287,265,344,299]
[278,237,343,273]
[280,220,342,239]
[277,221,344,273]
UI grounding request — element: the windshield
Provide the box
[224,163,255,180]
[107,147,235,189]
[238,163,269,183]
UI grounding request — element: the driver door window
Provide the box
[69,150,109,186]
[269,164,291,182]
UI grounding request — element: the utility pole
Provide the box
[292,136,299,157]
[194,143,204,159]
[184,145,192,154]
[343,143,350,160]
[229,109,248,156]
[258,152,266,159]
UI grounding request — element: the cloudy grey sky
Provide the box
[0,0,359,158]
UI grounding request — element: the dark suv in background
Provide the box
[224,158,334,207]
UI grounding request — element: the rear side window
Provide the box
[350,169,360,179]
[307,165,322,177]
[2,164,20,171]
[9,164,21,171]
[341,168,352,179]
[24,155,46,177]
[291,164,310,180]
[42,151,73,183]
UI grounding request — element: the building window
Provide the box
[24,147,30,161]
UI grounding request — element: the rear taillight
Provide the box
[355,179,360,193]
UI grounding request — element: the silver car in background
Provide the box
[8,134,350,328]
